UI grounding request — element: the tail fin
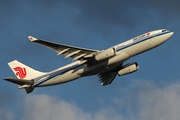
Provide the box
[8,60,46,80]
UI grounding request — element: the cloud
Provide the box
[113,80,180,120]
[18,80,180,120]
[21,94,122,120]
[137,81,180,120]
[21,95,91,120]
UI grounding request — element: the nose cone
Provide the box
[166,31,174,41]
[169,31,174,37]
[150,31,174,48]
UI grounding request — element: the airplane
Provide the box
[4,29,174,93]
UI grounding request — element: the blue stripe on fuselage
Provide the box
[116,31,171,52]
[33,64,84,87]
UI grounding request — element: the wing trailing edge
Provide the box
[28,36,98,61]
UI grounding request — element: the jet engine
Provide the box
[118,62,139,76]
[94,47,116,61]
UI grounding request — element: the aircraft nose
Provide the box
[150,31,174,47]
[169,31,174,37]
[167,31,174,40]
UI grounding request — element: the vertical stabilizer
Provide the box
[8,60,46,80]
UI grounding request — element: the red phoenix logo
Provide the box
[13,67,27,79]
[146,32,150,36]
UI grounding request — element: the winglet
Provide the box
[28,36,38,41]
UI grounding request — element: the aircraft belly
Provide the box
[82,52,130,76]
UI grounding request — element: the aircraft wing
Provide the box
[28,36,98,61]
[98,71,117,86]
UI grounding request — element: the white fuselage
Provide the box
[34,29,173,87]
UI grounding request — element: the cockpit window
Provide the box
[162,29,167,32]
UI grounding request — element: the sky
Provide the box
[1,0,180,120]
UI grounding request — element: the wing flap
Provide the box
[28,36,98,61]
[65,50,81,58]
[98,72,117,86]
[73,53,87,61]
[57,48,69,55]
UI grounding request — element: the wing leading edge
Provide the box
[28,36,98,61]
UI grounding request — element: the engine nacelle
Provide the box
[94,47,116,61]
[118,62,139,76]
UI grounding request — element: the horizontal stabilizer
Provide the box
[4,77,33,85]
